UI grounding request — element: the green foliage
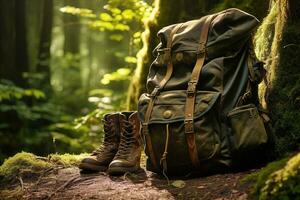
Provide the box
[57,0,153,115]
[59,6,96,18]
[101,68,131,85]
[0,80,96,163]
[248,153,300,200]
[60,0,152,34]
[0,80,45,102]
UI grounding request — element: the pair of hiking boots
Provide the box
[79,111,141,175]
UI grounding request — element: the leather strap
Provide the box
[143,23,182,170]
[247,41,256,82]
[184,15,214,168]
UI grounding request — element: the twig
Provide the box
[35,156,49,161]
[47,176,80,199]
[17,176,24,191]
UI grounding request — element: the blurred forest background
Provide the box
[0,0,299,166]
[0,0,153,163]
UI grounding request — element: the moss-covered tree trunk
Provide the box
[255,0,300,154]
[127,0,269,110]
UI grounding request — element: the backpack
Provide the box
[138,8,271,176]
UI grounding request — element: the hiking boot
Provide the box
[79,113,120,172]
[108,111,141,175]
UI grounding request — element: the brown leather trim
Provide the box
[143,23,183,170]
[184,15,214,168]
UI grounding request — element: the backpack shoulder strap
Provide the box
[142,23,182,170]
[184,15,214,168]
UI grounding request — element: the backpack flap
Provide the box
[138,90,223,174]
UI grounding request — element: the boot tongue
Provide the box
[119,112,127,121]
[106,113,119,121]
[119,113,134,136]
[128,112,137,121]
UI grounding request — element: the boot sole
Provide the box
[79,163,108,173]
[108,165,140,175]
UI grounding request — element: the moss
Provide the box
[246,156,289,197]
[247,153,300,199]
[254,2,277,62]
[259,153,300,200]
[0,152,53,182]
[254,0,300,155]
[0,152,88,184]
[49,153,88,167]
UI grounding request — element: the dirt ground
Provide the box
[0,158,259,200]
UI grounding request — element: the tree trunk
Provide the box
[36,0,54,93]
[63,0,80,55]
[0,0,29,87]
[255,0,300,154]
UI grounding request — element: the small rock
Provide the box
[231,189,238,193]
[237,193,248,200]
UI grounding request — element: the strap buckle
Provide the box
[187,81,197,97]
[142,123,149,136]
[197,42,206,55]
[150,86,160,97]
[184,119,194,133]
[158,47,171,61]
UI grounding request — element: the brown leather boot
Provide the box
[79,113,120,172]
[108,111,141,175]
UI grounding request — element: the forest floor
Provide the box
[0,156,260,200]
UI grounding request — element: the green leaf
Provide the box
[125,56,137,64]
[122,9,134,20]
[110,8,121,15]
[114,23,130,31]
[59,6,96,18]
[109,34,124,41]
[89,89,113,97]
[100,13,113,21]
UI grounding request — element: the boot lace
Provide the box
[92,119,116,155]
[115,120,135,159]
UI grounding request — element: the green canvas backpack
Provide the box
[138,8,271,176]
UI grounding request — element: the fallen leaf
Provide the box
[171,180,186,188]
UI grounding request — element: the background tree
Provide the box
[36,0,54,93]
[0,0,29,87]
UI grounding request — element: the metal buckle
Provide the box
[197,42,206,55]
[157,47,171,61]
[142,123,149,136]
[184,119,194,133]
[187,81,197,97]
[150,87,160,97]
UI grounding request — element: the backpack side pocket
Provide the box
[228,104,268,162]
